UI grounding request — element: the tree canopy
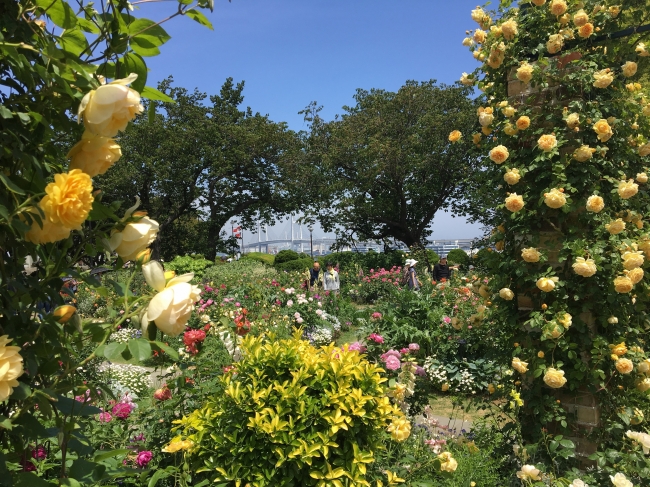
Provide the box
[300,80,480,248]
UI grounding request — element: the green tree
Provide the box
[301,81,479,249]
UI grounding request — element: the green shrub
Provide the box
[202,260,278,285]
[274,257,313,272]
[446,249,470,267]
[173,333,405,486]
[322,251,405,271]
[164,254,214,278]
[274,249,300,264]
[241,252,275,266]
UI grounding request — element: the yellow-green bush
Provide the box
[172,332,407,486]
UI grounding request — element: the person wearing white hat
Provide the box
[403,259,421,290]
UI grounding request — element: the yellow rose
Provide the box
[471,7,487,24]
[522,247,541,263]
[78,74,144,137]
[606,219,626,235]
[472,133,482,145]
[441,382,450,392]
[531,0,546,5]
[565,112,580,129]
[544,188,567,209]
[449,130,462,142]
[543,367,567,388]
[488,383,496,394]
[162,437,194,453]
[636,173,648,184]
[638,359,650,374]
[616,358,634,374]
[505,193,525,212]
[637,378,650,392]
[25,215,72,244]
[438,452,458,473]
[639,238,650,255]
[593,68,614,88]
[473,29,487,44]
[639,143,650,157]
[517,465,541,481]
[537,276,559,292]
[609,6,621,17]
[53,305,77,323]
[487,43,506,69]
[109,215,160,262]
[67,130,122,177]
[573,9,589,26]
[537,134,558,152]
[478,107,495,127]
[482,126,492,135]
[500,288,515,300]
[491,25,502,37]
[622,61,638,78]
[578,23,594,38]
[501,19,518,40]
[142,261,202,336]
[504,168,521,185]
[593,119,613,142]
[387,416,411,442]
[637,42,650,57]
[504,123,519,136]
[516,63,534,84]
[622,251,644,270]
[547,34,564,54]
[573,145,596,162]
[460,73,474,86]
[516,116,530,130]
[0,336,24,402]
[614,276,634,293]
[626,267,644,285]
[512,357,528,374]
[462,37,474,47]
[558,312,572,329]
[618,180,639,199]
[490,145,510,164]
[586,195,605,213]
[503,106,517,117]
[628,82,643,92]
[39,169,94,230]
[572,257,597,277]
[549,0,567,16]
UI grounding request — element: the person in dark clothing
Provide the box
[433,256,453,281]
[308,261,323,290]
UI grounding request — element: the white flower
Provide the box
[516,465,541,481]
[570,480,588,487]
[626,430,650,454]
[610,473,633,487]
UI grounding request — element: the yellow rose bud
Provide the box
[449,130,462,142]
[441,383,450,392]
[538,351,545,358]
[53,305,77,323]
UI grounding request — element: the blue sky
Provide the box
[137,0,487,242]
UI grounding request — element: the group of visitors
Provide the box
[305,261,340,293]
[403,255,454,291]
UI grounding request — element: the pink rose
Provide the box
[136,450,153,468]
[384,356,401,370]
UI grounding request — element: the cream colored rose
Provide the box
[142,261,201,336]
[626,267,644,285]
[544,188,567,209]
[78,74,144,138]
[593,69,614,88]
[622,251,644,270]
[537,276,559,292]
[622,61,638,77]
[574,145,596,162]
[638,359,650,374]
[449,130,462,142]
[473,29,487,44]
[500,288,515,300]
[543,367,567,388]
[517,465,541,481]
[67,130,122,177]
[586,195,605,212]
[609,6,621,18]
[487,43,506,69]
[637,378,650,392]
[504,123,519,136]
[636,42,649,57]
[490,25,502,37]
[512,357,528,374]
[614,276,634,293]
[478,107,494,127]
[438,452,458,472]
[462,37,474,47]
[109,214,160,262]
[618,180,639,199]
[505,193,525,212]
[573,257,596,277]
[460,73,474,86]
[547,34,564,54]
[626,431,650,454]
[616,358,634,374]
[471,7,486,24]
[573,9,589,26]
[501,19,518,40]
[538,134,558,152]
[606,219,626,234]
[503,106,516,118]
[558,312,572,329]
[637,172,648,183]
[490,145,510,164]
[550,0,567,16]
[593,119,613,142]
[565,112,580,129]
[516,116,530,130]
[516,63,534,83]
[522,247,541,263]
[639,143,650,157]
[504,168,521,185]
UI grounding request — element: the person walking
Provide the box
[322,262,340,294]
[307,261,323,291]
[403,259,421,290]
[433,255,453,281]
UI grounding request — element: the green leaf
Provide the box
[13,414,50,439]
[14,472,51,487]
[35,0,77,29]
[59,28,89,56]
[141,86,174,103]
[560,439,575,449]
[9,382,31,400]
[184,9,214,30]
[0,106,13,119]
[128,339,152,362]
[154,341,179,360]
[69,458,104,481]
[148,469,170,487]
[0,173,26,195]
[94,448,130,462]
[116,52,147,92]
[104,342,128,362]
[54,395,101,416]
[128,18,170,57]
[60,479,82,487]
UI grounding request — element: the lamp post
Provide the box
[309,226,313,259]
